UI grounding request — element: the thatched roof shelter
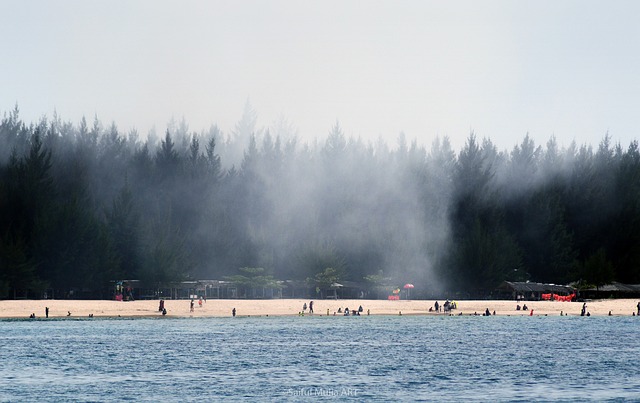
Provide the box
[496,281,575,300]
[582,282,640,298]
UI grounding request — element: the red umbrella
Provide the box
[403,284,414,299]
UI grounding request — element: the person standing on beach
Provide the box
[309,301,314,314]
[232,308,236,317]
[434,301,439,313]
[190,299,195,312]
[45,307,49,318]
[637,301,639,316]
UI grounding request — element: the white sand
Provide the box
[1,298,638,318]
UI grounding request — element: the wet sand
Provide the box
[1,298,639,319]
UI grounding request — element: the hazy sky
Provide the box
[2,1,639,151]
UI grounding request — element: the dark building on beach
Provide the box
[110,279,369,301]
[581,282,640,299]
[496,281,575,301]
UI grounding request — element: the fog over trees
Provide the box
[2,105,639,299]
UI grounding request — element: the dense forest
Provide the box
[1,104,640,299]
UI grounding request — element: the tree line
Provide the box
[1,105,639,299]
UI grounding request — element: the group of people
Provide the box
[28,307,51,319]
[188,296,207,313]
[429,300,457,313]
[581,302,590,316]
[467,309,496,316]
[29,307,96,318]
[21,299,640,319]
[335,305,364,316]
[301,301,314,314]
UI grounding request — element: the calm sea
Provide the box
[1,315,638,402]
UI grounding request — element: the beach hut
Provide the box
[581,282,640,299]
[496,281,575,301]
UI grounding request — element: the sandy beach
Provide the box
[1,298,639,319]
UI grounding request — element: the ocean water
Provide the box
[1,315,638,402]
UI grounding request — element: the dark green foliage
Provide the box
[1,108,640,299]
[106,183,140,280]
[581,248,615,289]
[137,216,189,289]
[307,267,343,299]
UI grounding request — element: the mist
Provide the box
[1,106,639,299]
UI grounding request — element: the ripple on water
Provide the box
[1,316,639,401]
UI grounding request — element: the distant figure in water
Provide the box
[232,308,236,317]
[29,313,35,319]
[45,307,49,318]
[586,312,591,316]
[89,314,93,318]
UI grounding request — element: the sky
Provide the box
[2,0,640,152]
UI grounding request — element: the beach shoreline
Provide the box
[1,298,639,319]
